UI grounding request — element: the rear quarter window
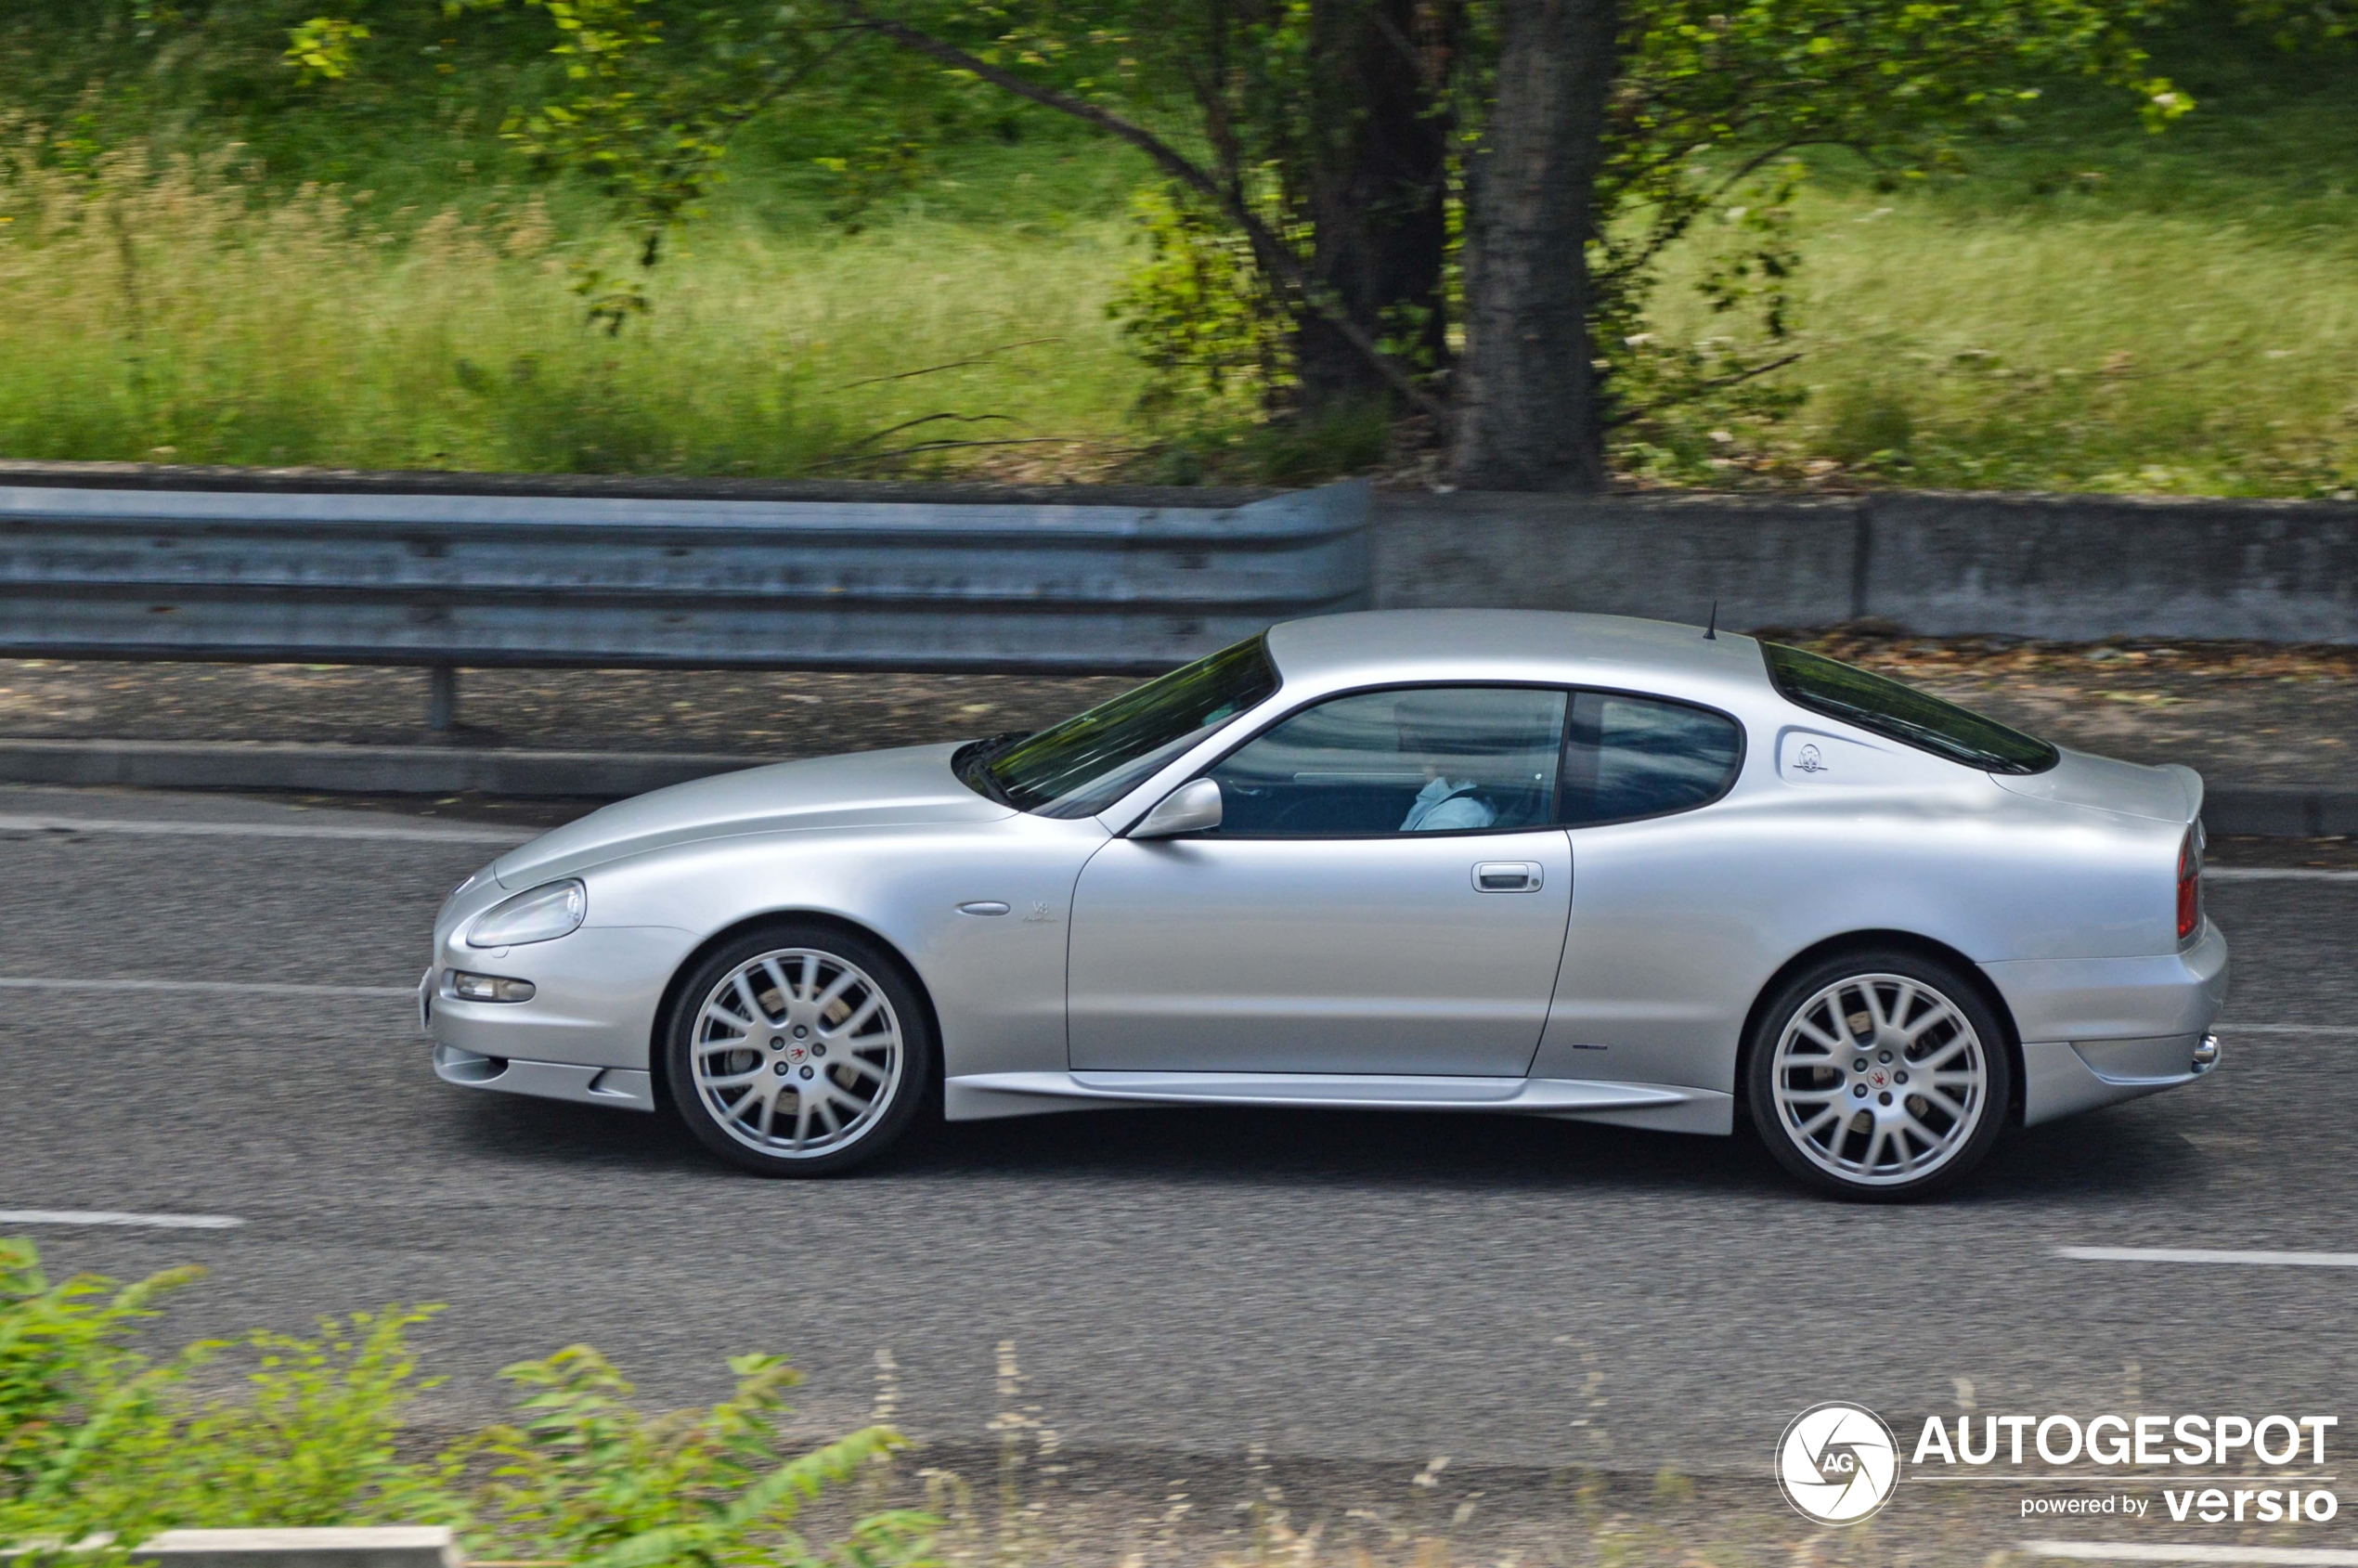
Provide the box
[1560,692,1743,825]
[1762,642,2057,775]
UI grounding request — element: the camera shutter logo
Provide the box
[1776,1402,1901,1524]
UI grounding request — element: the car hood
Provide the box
[494,742,1011,888]
[1991,747,2201,824]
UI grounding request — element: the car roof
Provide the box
[1263,609,1775,706]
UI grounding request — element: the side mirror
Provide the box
[1130,778,1223,839]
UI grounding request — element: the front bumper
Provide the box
[431,1040,657,1112]
[1982,919,2231,1127]
[420,923,697,1115]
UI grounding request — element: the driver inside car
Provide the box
[1395,695,1499,832]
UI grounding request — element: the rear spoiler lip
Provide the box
[2161,762,2205,826]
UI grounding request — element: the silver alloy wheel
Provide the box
[689,948,905,1159]
[1768,972,1990,1188]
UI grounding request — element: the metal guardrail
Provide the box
[0,479,1371,728]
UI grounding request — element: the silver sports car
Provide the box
[423,609,2227,1199]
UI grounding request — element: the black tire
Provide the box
[663,921,934,1177]
[1744,948,2014,1202]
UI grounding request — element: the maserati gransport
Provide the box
[422,610,2226,1199]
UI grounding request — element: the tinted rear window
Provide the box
[1761,642,2057,775]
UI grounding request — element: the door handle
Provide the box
[1471,861,1542,892]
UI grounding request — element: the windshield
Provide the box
[1761,641,2058,775]
[963,634,1281,818]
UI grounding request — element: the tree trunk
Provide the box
[1291,0,1451,413]
[1451,0,1618,489]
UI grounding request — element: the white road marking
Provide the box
[0,1209,244,1230]
[2217,1023,2358,1036]
[0,978,416,999]
[2025,1544,2358,1566]
[2206,867,2358,883]
[2055,1247,2358,1267]
[0,813,525,846]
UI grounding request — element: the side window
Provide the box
[1208,686,1569,838]
[1561,692,1743,825]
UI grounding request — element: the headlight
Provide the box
[466,880,586,948]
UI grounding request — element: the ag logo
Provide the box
[1775,1402,1900,1524]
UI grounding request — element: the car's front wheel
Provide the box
[665,923,933,1176]
[1745,951,2013,1200]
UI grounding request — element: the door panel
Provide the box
[1068,830,1573,1075]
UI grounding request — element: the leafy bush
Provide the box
[0,1238,929,1568]
[465,1346,930,1568]
[0,1236,202,1509]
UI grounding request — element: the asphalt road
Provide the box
[3,782,2354,1490]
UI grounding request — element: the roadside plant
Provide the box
[2,1258,455,1548]
[0,1238,933,1568]
[0,1236,203,1510]
[465,1343,930,1568]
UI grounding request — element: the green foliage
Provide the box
[0,1238,933,1568]
[175,1312,450,1523]
[1,1238,447,1545]
[284,16,373,82]
[2234,0,2355,50]
[468,1346,926,1568]
[1134,396,1393,486]
[39,1308,460,1543]
[0,1237,204,1506]
[1107,185,1288,411]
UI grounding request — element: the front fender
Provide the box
[577,813,1109,1079]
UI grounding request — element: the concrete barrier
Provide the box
[1860,491,2358,641]
[1369,490,2358,641]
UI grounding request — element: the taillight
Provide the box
[2176,823,2204,940]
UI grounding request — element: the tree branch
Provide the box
[837,0,1452,426]
[1603,352,1801,428]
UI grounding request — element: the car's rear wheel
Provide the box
[1745,951,2013,1201]
[665,923,932,1176]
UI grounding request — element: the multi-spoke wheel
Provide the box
[1745,951,2014,1200]
[665,923,933,1176]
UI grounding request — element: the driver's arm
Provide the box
[1408,794,1496,832]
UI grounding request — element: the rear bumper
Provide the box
[1981,920,2231,1127]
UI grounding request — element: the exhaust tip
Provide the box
[2192,1033,2222,1072]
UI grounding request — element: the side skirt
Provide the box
[943,1069,1733,1134]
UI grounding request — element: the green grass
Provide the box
[0,15,2351,490]
[0,142,1159,478]
[1632,22,2358,496]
